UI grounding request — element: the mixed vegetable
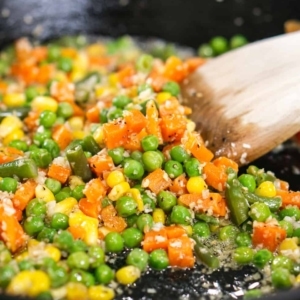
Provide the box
[0,35,299,300]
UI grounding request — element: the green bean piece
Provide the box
[0,158,38,179]
[0,107,31,122]
[66,145,92,182]
[195,213,219,225]
[242,191,281,212]
[75,72,100,103]
[82,135,101,155]
[193,235,220,269]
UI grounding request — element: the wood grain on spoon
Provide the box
[182,31,300,165]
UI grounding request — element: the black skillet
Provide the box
[0,0,300,299]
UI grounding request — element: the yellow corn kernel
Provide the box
[279,238,299,254]
[31,96,58,112]
[106,170,125,188]
[3,93,26,107]
[95,85,115,97]
[186,119,196,132]
[45,245,61,262]
[87,44,106,56]
[156,92,172,104]
[296,274,300,283]
[255,181,276,198]
[15,251,29,263]
[54,70,69,82]
[35,184,55,203]
[108,181,131,201]
[180,225,193,236]
[153,208,165,224]
[0,115,23,138]
[69,211,99,245]
[7,270,50,297]
[88,285,115,300]
[186,176,207,194]
[68,175,85,190]
[93,125,105,147]
[116,266,141,285]
[70,69,86,82]
[127,86,137,98]
[54,197,77,215]
[3,128,24,145]
[108,73,119,87]
[72,130,85,139]
[27,238,40,248]
[68,116,84,131]
[126,188,144,212]
[66,282,88,300]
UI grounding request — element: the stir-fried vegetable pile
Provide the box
[0,35,299,300]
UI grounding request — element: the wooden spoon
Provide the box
[182,31,300,166]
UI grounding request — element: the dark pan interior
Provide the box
[0,0,300,299]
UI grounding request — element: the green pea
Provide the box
[272,256,293,272]
[126,248,149,271]
[116,196,138,217]
[244,289,262,299]
[39,110,57,128]
[57,102,74,119]
[41,139,60,159]
[149,249,169,270]
[170,145,190,163]
[47,45,61,61]
[112,95,132,109]
[25,86,39,102]
[26,199,47,217]
[0,249,11,266]
[67,251,90,270]
[235,232,252,247]
[70,240,88,253]
[253,249,273,269]
[136,214,153,232]
[198,43,214,58]
[210,36,228,55]
[55,191,70,202]
[184,158,201,177]
[279,220,294,237]
[126,214,139,228]
[18,259,35,271]
[279,207,300,221]
[24,216,44,236]
[293,228,300,238]
[100,108,109,123]
[69,269,95,287]
[238,174,256,192]
[108,147,124,165]
[95,264,114,284]
[107,107,123,121]
[157,190,177,212]
[136,54,153,73]
[162,81,180,97]
[130,150,143,164]
[33,129,52,146]
[36,291,53,300]
[51,213,69,230]
[142,150,163,172]
[164,160,183,178]
[249,202,271,222]
[9,140,28,152]
[58,57,73,72]
[88,246,105,268]
[170,205,192,225]
[230,35,248,49]
[141,135,159,152]
[41,257,56,269]
[105,232,124,253]
[30,148,52,168]
[233,247,254,264]
[45,178,61,195]
[0,177,18,193]
[71,184,85,201]
[271,268,293,289]
[53,231,74,252]
[37,227,56,243]
[47,265,68,288]
[137,83,153,95]
[193,222,211,238]
[141,193,156,211]
[219,225,239,241]
[123,159,144,180]
[0,265,16,288]
[122,228,143,248]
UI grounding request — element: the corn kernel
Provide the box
[27,238,40,248]
[255,181,276,198]
[88,285,115,300]
[87,44,106,56]
[31,96,58,112]
[3,93,26,107]
[3,128,24,145]
[68,175,85,190]
[116,266,141,285]
[0,116,23,138]
[95,86,116,97]
[66,282,88,300]
[106,170,125,188]
[156,92,172,104]
[68,117,84,131]
[45,245,61,262]
[7,270,50,297]
[70,69,86,82]
[54,70,69,82]
[153,208,166,224]
[93,125,105,147]
[35,184,55,203]
[54,197,77,215]
[296,274,300,283]
[15,251,29,263]
[126,188,144,212]
[108,73,119,87]
[186,176,207,194]
[279,238,299,254]
[186,119,196,132]
[180,225,193,236]
[108,181,130,201]
[72,130,85,139]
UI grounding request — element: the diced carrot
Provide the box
[184,57,206,73]
[178,192,226,217]
[84,178,107,202]
[146,100,163,144]
[143,228,168,252]
[50,81,75,103]
[100,205,117,221]
[252,224,286,252]
[276,189,300,208]
[11,62,38,85]
[165,225,186,239]
[203,162,227,191]
[31,46,48,63]
[61,47,78,59]
[24,110,39,131]
[148,71,168,92]
[169,174,188,196]
[104,216,127,233]
[70,102,85,117]
[79,198,100,219]
[159,97,182,116]
[68,225,86,240]
[123,129,148,151]
[162,142,180,161]
[86,105,100,123]
[0,147,24,164]
[0,81,8,93]
[0,205,26,252]
[168,236,195,268]
[88,154,114,177]
[276,180,289,191]
[89,56,112,66]
[160,114,187,142]
[14,208,23,222]
[213,156,239,173]
[52,124,73,150]
[12,179,37,211]
[15,38,32,61]
[124,109,147,134]
[163,56,188,82]
[36,64,55,84]
[117,65,135,88]
[142,168,172,195]
[47,163,71,184]
[102,120,128,149]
